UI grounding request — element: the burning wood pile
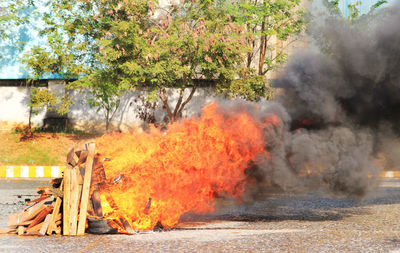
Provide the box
[2,142,133,236]
[2,102,286,235]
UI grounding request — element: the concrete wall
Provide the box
[0,82,219,132]
[0,86,46,130]
[68,86,218,132]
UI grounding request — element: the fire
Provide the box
[96,102,278,231]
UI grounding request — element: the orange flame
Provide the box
[96,102,277,231]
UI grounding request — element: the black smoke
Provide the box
[245,4,400,198]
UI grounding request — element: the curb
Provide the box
[380,171,400,178]
[0,166,65,178]
[0,166,399,179]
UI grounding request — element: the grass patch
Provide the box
[13,145,58,165]
[0,130,97,165]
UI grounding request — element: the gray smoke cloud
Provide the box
[241,4,400,199]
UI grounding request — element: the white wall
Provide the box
[68,86,218,132]
[0,83,219,132]
[0,86,46,129]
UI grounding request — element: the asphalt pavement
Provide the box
[1,179,400,252]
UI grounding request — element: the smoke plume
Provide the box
[243,4,400,198]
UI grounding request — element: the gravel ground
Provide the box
[0,179,49,228]
[0,179,400,252]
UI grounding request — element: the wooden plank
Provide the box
[25,195,48,206]
[36,186,53,196]
[26,205,53,230]
[91,156,106,184]
[63,166,71,235]
[143,198,152,214]
[91,158,106,217]
[120,217,135,234]
[55,226,61,235]
[91,185,103,217]
[77,169,84,185]
[8,198,51,227]
[17,226,25,235]
[7,213,23,228]
[67,148,79,167]
[77,142,96,235]
[24,196,52,213]
[77,150,89,165]
[54,212,62,222]
[50,177,63,188]
[47,197,62,235]
[25,221,44,234]
[39,214,52,236]
[11,220,32,227]
[69,167,80,235]
[0,228,15,234]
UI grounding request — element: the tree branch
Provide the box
[177,85,197,118]
[173,88,185,117]
[159,88,173,121]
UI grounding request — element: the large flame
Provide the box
[96,102,277,231]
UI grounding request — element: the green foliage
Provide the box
[70,70,126,132]
[314,0,388,55]
[322,0,341,16]
[228,72,272,101]
[370,0,388,10]
[348,1,362,21]
[23,0,123,131]
[324,0,388,21]
[29,87,58,116]
[0,0,32,64]
[0,0,31,39]
[100,0,248,88]
[227,0,305,75]
[24,0,305,125]
[225,0,304,101]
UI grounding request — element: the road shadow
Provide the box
[179,182,400,224]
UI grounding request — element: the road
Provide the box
[0,179,400,252]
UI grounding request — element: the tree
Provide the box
[323,0,387,22]
[22,0,125,132]
[0,1,66,136]
[312,0,388,54]
[0,0,31,39]
[0,0,32,69]
[28,86,58,130]
[94,0,266,122]
[21,42,72,133]
[26,0,302,127]
[227,0,305,98]
[12,85,59,141]
[71,70,126,132]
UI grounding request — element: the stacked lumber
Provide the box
[2,142,139,236]
[4,179,63,236]
[2,142,98,236]
[63,142,96,235]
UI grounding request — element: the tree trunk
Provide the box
[159,86,197,124]
[28,106,33,131]
[258,22,266,75]
[258,0,267,75]
[105,109,110,133]
[160,88,174,123]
